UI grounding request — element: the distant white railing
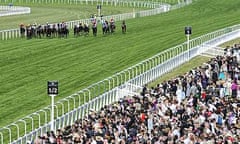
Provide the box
[0,7,168,40]
[0,0,192,40]
[200,45,225,57]
[0,0,181,5]
[0,5,30,17]
[1,23,239,144]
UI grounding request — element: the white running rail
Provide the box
[0,5,30,17]
[1,24,239,144]
[0,0,191,40]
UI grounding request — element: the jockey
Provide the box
[92,22,97,28]
[90,15,95,24]
[100,18,105,28]
[19,23,24,28]
[26,24,31,29]
[38,24,42,29]
[62,21,68,29]
[92,16,97,25]
[46,22,50,29]
[110,18,114,24]
[110,18,115,28]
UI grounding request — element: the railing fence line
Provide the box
[0,5,30,16]
[1,0,185,5]
[0,0,192,40]
[2,24,239,144]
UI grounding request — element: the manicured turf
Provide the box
[1,0,240,129]
[220,38,240,48]
[149,56,210,88]
[0,2,148,30]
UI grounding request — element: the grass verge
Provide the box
[148,56,210,87]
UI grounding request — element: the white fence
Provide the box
[0,24,239,144]
[0,0,192,40]
[0,5,30,16]
[0,0,182,5]
[0,8,164,40]
[200,45,225,57]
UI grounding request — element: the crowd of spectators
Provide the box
[33,44,240,144]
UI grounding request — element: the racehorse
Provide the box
[26,25,32,39]
[92,22,97,37]
[102,21,106,35]
[61,27,69,38]
[102,20,110,35]
[73,23,85,37]
[36,25,44,38]
[57,23,69,38]
[74,25,79,37]
[121,20,126,34]
[79,23,84,36]
[83,24,89,36]
[45,24,52,38]
[19,24,25,38]
[109,22,116,34]
[51,24,58,38]
[31,24,37,38]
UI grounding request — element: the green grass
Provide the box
[220,38,240,48]
[0,0,182,30]
[0,3,148,30]
[1,0,240,131]
[148,56,210,87]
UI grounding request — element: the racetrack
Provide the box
[0,2,149,30]
[1,0,240,131]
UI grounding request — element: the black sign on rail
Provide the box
[185,26,192,35]
[47,81,58,95]
[97,5,101,9]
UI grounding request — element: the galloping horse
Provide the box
[57,23,69,38]
[83,24,89,36]
[79,23,84,36]
[121,20,126,34]
[61,26,69,38]
[74,23,84,37]
[74,25,79,37]
[103,21,110,34]
[36,25,44,38]
[19,24,25,38]
[92,22,97,37]
[45,24,52,38]
[102,20,107,35]
[26,25,32,39]
[51,24,58,38]
[109,22,116,34]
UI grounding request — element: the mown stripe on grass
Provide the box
[1,0,240,127]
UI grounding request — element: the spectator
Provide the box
[36,44,240,144]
